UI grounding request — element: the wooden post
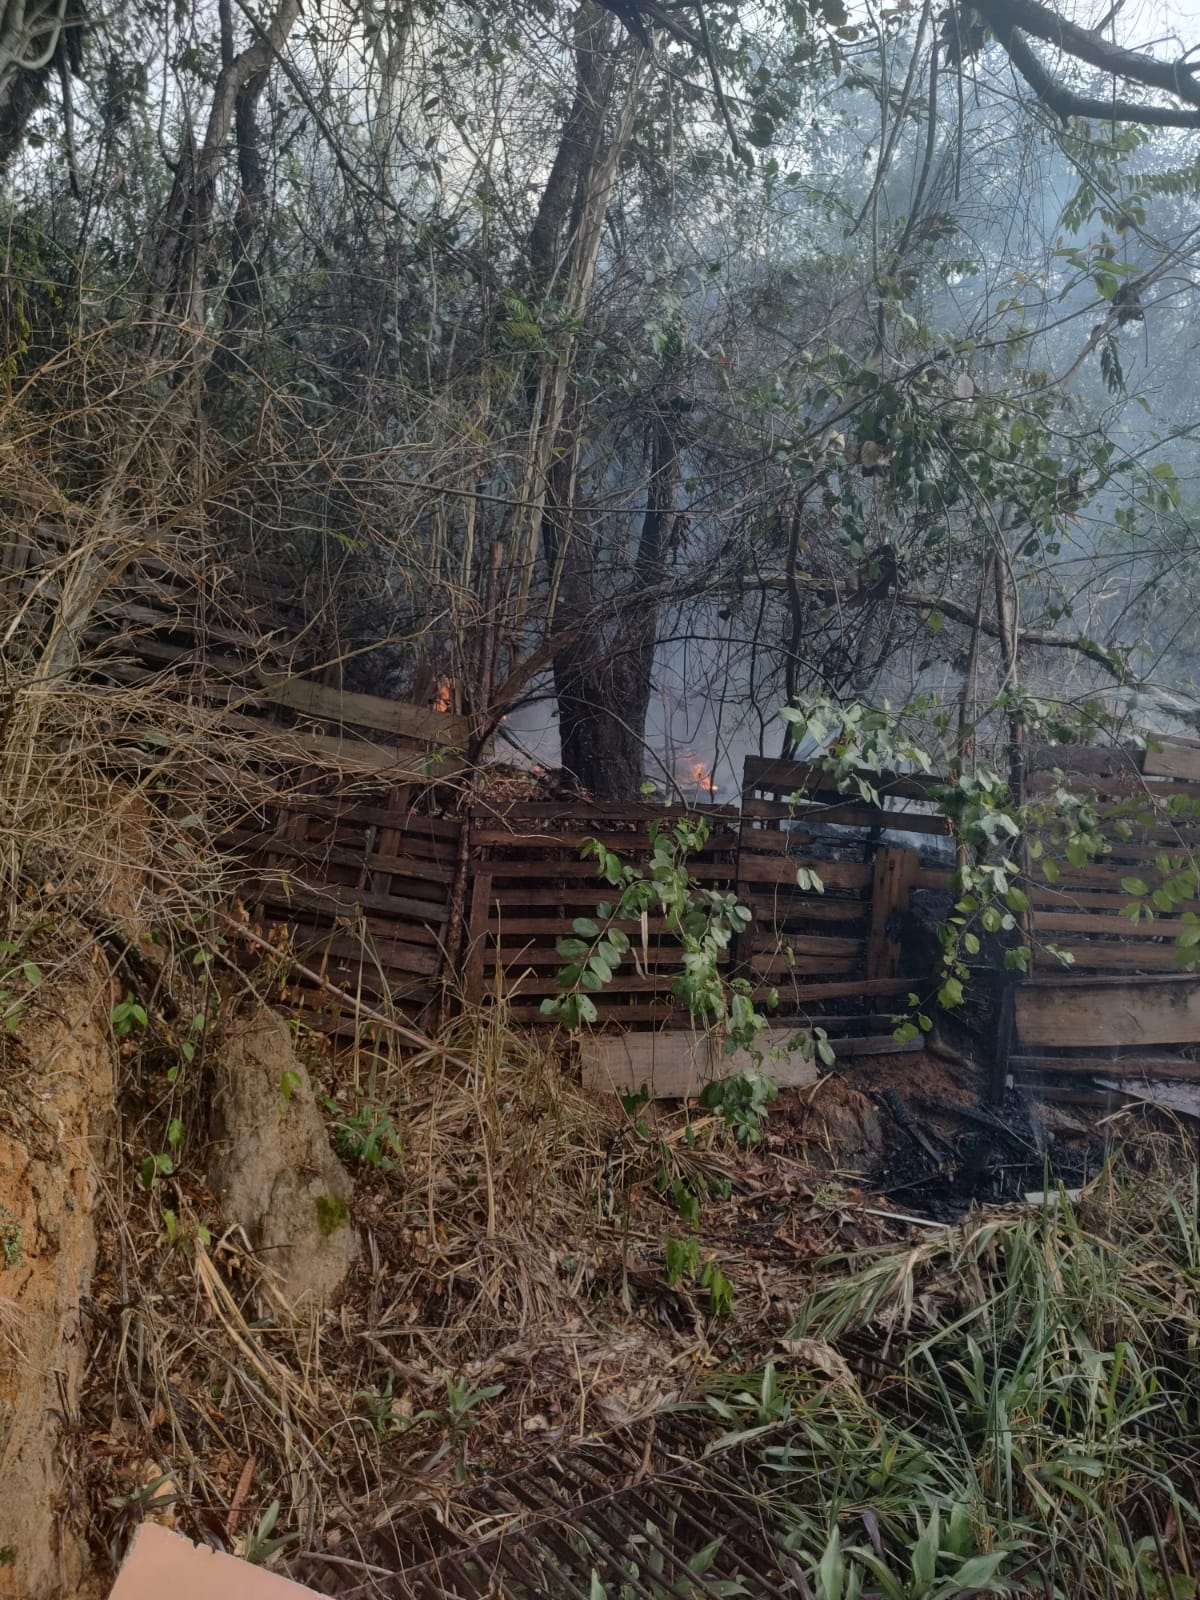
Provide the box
[461,866,493,1006]
[865,846,918,1009]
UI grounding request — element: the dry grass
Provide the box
[67,987,906,1587]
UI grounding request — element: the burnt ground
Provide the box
[767,1046,1102,1222]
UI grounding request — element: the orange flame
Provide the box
[433,675,453,712]
[686,760,718,794]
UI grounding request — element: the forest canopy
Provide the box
[3,0,1200,797]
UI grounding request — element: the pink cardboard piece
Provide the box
[108,1523,325,1600]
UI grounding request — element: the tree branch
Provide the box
[972,0,1200,127]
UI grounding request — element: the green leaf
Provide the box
[572,917,599,938]
[948,1551,1010,1590]
[1121,876,1149,896]
[556,937,589,959]
[938,976,965,1008]
[928,609,944,633]
[818,1527,844,1600]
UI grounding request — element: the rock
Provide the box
[206,1002,356,1309]
[0,966,116,1600]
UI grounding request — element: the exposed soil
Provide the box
[0,965,115,1600]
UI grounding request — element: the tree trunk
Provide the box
[551,410,680,800]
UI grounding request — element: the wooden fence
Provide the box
[12,517,1200,1095]
[227,738,1200,1048]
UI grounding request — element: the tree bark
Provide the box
[552,408,681,799]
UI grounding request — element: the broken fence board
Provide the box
[1016,976,1200,1048]
[1141,735,1200,783]
[257,672,469,746]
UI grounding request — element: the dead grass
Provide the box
[67,990,913,1588]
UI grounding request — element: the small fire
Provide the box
[433,675,453,712]
[686,760,718,794]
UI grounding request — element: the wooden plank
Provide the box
[505,1001,676,1024]
[740,897,870,927]
[737,856,872,891]
[473,827,739,851]
[580,1032,710,1098]
[742,932,864,959]
[759,976,915,1003]
[272,922,442,979]
[256,879,449,926]
[1031,911,1194,938]
[581,1026,923,1098]
[742,756,945,803]
[1012,1053,1200,1081]
[463,870,493,1004]
[497,971,697,997]
[916,866,955,891]
[783,803,950,837]
[474,801,740,824]
[1044,944,1189,972]
[484,859,735,883]
[1141,735,1200,783]
[234,834,457,885]
[748,954,860,978]
[866,847,919,991]
[1026,743,1145,777]
[1016,976,1200,1048]
[257,674,468,745]
[233,723,467,779]
[1095,1078,1200,1116]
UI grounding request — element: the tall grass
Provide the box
[706,1140,1200,1598]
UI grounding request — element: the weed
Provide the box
[698,1068,777,1146]
[326,1097,403,1171]
[705,1150,1200,1600]
[0,941,41,1035]
[239,1500,297,1566]
[110,996,148,1037]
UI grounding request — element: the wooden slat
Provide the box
[226,721,467,779]
[755,976,915,1003]
[1045,944,1189,971]
[493,971,705,997]
[1026,744,1145,777]
[750,954,861,978]
[743,756,945,803]
[866,847,919,991]
[1142,735,1200,782]
[1016,975,1200,1048]
[581,1026,925,1098]
[737,856,873,890]
[256,879,449,926]
[742,932,864,958]
[273,922,442,979]
[1032,911,1194,938]
[1012,1053,1200,1081]
[463,870,493,1004]
[257,673,469,745]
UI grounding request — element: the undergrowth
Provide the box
[699,1132,1200,1599]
